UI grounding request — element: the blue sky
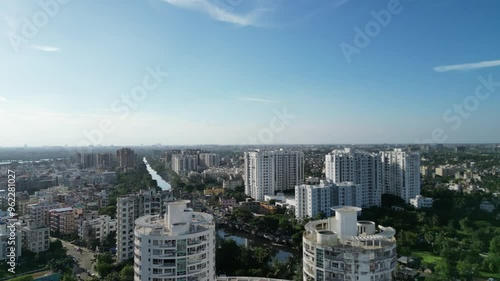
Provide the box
[0,0,500,146]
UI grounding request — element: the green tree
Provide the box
[98,206,117,219]
[94,253,115,277]
[482,254,500,273]
[489,236,500,255]
[61,273,77,281]
[456,260,476,281]
[48,257,74,274]
[120,265,134,281]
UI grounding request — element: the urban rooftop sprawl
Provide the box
[0,144,499,281]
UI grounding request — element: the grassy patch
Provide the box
[412,251,443,264]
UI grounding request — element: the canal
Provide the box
[144,157,171,191]
[144,159,297,262]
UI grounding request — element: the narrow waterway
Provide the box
[143,157,171,191]
[217,228,297,262]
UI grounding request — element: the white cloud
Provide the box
[236,97,277,103]
[163,0,268,27]
[30,45,61,52]
[433,59,500,72]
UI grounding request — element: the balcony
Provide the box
[152,263,176,268]
[188,239,202,245]
[188,258,205,265]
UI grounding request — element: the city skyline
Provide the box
[1,0,500,146]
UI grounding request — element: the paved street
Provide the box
[58,239,97,280]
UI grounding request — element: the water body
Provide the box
[143,158,172,191]
[143,158,294,262]
[217,229,295,262]
[0,158,67,165]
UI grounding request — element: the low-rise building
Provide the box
[49,207,77,235]
[203,188,225,196]
[264,193,286,202]
[219,198,237,209]
[21,220,50,253]
[78,215,117,244]
[238,199,261,212]
[223,178,243,190]
[410,195,433,209]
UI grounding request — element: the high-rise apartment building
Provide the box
[116,189,173,262]
[244,149,304,201]
[171,154,199,175]
[96,153,114,169]
[302,207,397,281]
[379,149,420,203]
[325,149,381,207]
[133,200,216,281]
[295,181,363,219]
[199,153,221,168]
[117,148,136,169]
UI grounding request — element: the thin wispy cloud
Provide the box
[434,59,500,72]
[30,45,61,52]
[332,0,349,8]
[163,0,269,27]
[236,97,277,103]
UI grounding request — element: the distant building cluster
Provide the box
[168,150,221,175]
[116,148,136,169]
[243,148,421,219]
[76,152,114,169]
[326,148,421,205]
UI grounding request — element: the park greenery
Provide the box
[361,189,500,281]
[216,238,302,281]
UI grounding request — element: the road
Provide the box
[58,239,97,280]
